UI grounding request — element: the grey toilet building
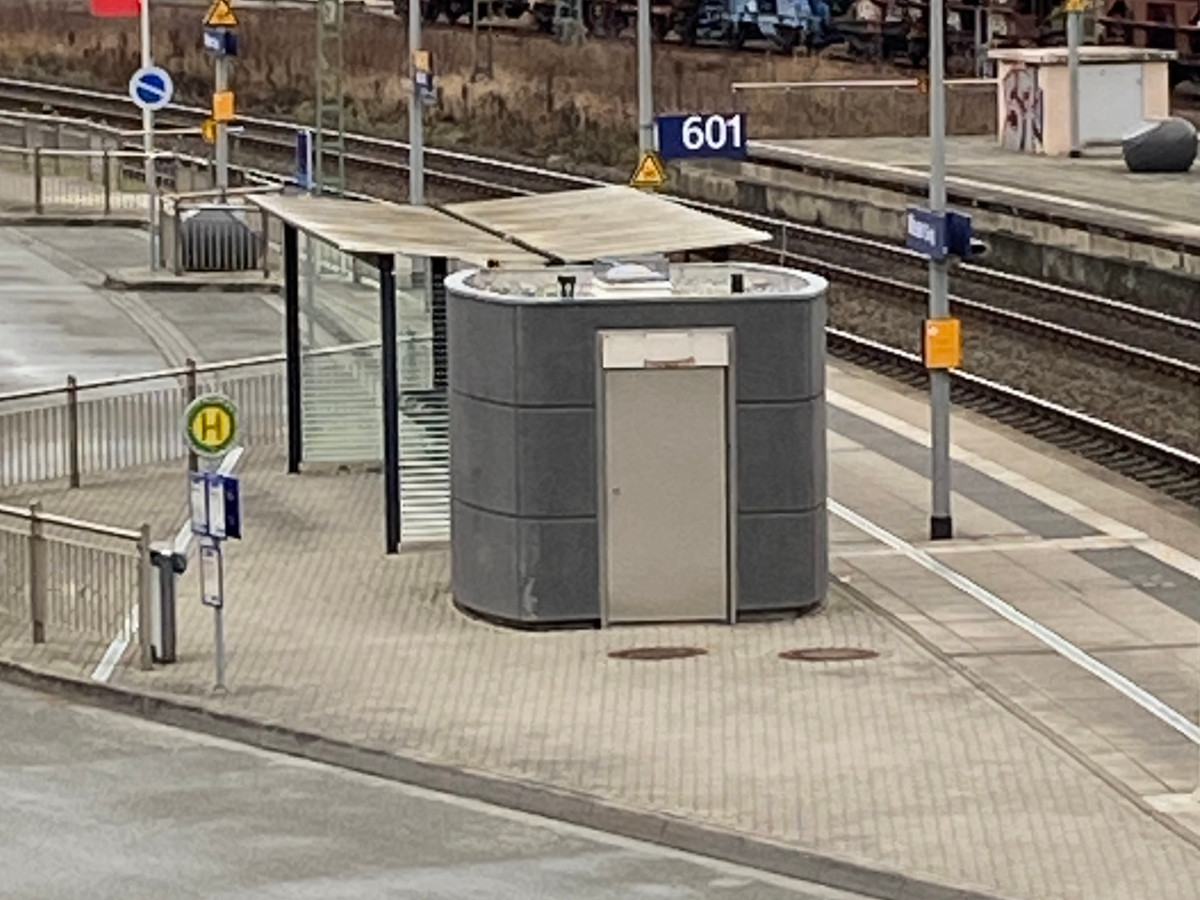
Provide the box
[447,260,829,627]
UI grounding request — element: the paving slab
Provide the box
[752,135,1200,242]
[4,225,1200,898]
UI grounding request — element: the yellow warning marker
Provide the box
[412,49,431,73]
[629,149,667,190]
[1064,0,1087,11]
[204,0,238,27]
[201,117,217,144]
[212,90,236,123]
[923,317,962,370]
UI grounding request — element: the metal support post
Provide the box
[431,255,448,392]
[215,56,231,191]
[379,253,401,554]
[929,0,953,541]
[141,0,159,270]
[28,502,46,644]
[410,0,425,206]
[66,375,80,488]
[1067,6,1083,158]
[185,358,199,473]
[637,0,653,153]
[284,224,303,473]
[137,523,154,671]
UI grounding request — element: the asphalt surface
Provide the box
[0,681,874,900]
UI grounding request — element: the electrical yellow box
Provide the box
[212,90,235,123]
[923,317,962,369]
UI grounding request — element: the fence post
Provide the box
[260,207,270,278]
[186,358,199,472]
[28,502,46,644]
[53,123,63,175]
[137,523,153,671]
[102,148,112,216]
[173,203,183,276]
[33,147,43,215]
[66,375,80,488]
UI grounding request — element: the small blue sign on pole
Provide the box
[656,113,748,161]
[188,471,242,541]
[907,207,976,262]
[203,27,238,57]
[295,128,314,191]
[128,65,174,112]
[906,207,948,261]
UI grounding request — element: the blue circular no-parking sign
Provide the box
[128,65,174,112]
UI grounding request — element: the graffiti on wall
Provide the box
[1002,67,1043,153]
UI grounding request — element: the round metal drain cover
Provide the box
[779,647,879,662]
[609,646,708,661]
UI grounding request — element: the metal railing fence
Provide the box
[0,502,152,669]
[0,343,377,489]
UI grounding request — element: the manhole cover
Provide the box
[779,647,879,662]
[608,646,708,661]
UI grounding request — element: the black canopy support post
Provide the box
[284,223,303,474]
[431,255,448,393]
[379,252,401,555]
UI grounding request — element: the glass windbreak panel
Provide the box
[299,233,382,463]
[396,256,449,543]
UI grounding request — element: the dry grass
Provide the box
[0,0,994,166]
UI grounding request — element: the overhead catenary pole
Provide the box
[409,0,425,206]
[928,0,952,540]
[637,0,652,153]
[140,0,158,270]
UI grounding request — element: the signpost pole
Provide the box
[1067,1,1083,157]
[140,0,158,271]
[215,54,230,191]
[928,0,953,540]
[637,0,653,153]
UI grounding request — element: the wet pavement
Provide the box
[0,681,871,900]
[0,227,166,394]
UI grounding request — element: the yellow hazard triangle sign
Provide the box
[629,149,667,190]
[204,0,238,27]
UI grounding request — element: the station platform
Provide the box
[3,224,1200,899]
[750,135,1200,243]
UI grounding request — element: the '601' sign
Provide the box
[656,113,748,161]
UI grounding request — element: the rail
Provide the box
[1,78,1197,503]
[0,501,152,668]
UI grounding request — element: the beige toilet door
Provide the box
[603,365,728,623]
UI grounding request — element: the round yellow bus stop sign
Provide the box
[184,393,239,458]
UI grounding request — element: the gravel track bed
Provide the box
[832,287,1200,455]
[803,234,1200,365]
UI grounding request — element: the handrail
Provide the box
[0,502,142,541]
[0,339,381,405]
[731,78,996,91]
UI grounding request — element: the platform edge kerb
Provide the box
[0,658,1014,900]
[833,575,1200,855]
[742,145,1200,257]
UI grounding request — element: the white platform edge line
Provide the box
[827,387,1200,585]
[830,497,1200,745]
[91,447,244,684]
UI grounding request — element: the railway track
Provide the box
[1,76,1198,510]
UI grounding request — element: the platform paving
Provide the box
[5,223,1200,898]
[754,135,1200,237]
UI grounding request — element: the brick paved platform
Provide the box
[4,354,1200,900]
[5,222,1200,899]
